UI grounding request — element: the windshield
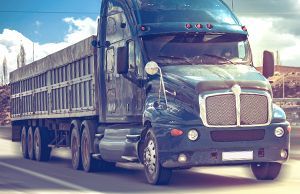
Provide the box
[135,0,238,24]
[143,33,252,66]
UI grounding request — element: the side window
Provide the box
[128,41,135,70]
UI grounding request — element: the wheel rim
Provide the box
[34,129,40,158]
[82,134,89,168]
[71,136,79,166]
[144,140,156,175]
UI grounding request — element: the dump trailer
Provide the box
[11,0,290,185]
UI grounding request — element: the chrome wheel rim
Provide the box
[144,140,156,175]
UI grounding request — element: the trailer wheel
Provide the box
[251,162,282,180]
[34,127,51,161]
[21,126,29,159]
[27,126,35,160]
[81,127,98,172]
[143,130,172,185]
[71,127,82,170]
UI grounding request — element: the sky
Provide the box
[0,0,300,74]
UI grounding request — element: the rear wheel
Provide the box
[251,162,282,180]
[81,127,98,172]
[81,126,115,172]
[71,127,82,170]
[27,126,35,160]
[34,127,51,161]
[21,126,29,159]
[143,130,172,185]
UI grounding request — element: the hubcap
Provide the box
[144,140,156,175]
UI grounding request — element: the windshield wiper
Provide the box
[157,55,193,65]
[202,54,236,65]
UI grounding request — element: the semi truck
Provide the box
[10,0,290,185]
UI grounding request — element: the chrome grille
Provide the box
[206,94,236,126]
[201,92,271,127]
[240,94,269,125]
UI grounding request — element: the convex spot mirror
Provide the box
[263,50,275,78]
[145,61,159,75]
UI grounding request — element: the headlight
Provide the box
[274,127,285,138]
[188,129,199,141]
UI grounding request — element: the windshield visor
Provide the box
[143,33,252,66]
[134,0,238,24]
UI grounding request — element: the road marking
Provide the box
[0,161,105,194]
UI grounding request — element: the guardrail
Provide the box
[274,98,300,127]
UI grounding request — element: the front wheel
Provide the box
[251,162,282,180]
[143,130,172,185]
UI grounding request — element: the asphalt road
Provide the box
[0,126,300,194]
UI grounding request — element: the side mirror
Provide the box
[117,46,128,74]
[145,61,159,75]
[91,40,99,48]
[262,51,275,78]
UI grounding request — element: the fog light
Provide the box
[178,154,187,163]
[274,127,284,138]
[188,129,199,141]
[280,149,288,159]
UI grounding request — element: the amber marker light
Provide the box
[242,25,248,31]
[171,128,184,137]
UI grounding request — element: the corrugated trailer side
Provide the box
[10,36,99,140]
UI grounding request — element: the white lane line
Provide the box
[0,161,105,194]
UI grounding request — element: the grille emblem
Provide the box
[231,85,241,96]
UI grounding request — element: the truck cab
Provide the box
[95,0,289,184]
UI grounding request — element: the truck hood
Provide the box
[161,65,272,93]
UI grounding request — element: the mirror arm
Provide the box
[158,67,168,107]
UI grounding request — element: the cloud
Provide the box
[0,17,97,74]
[223,0,300,67]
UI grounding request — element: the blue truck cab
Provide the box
[94,0,290,185]
[11,0,290,185]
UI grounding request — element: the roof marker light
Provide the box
[206,23,213,29]
[242,26,247,31]
[186,23,193,29]
[195,24,203,29]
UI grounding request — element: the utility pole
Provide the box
[232,0,234,11]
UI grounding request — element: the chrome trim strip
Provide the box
[199,90,272,128]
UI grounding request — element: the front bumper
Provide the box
[153,122,290,168]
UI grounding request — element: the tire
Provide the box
[143,130,172,185]
[251,162,282,180]
[81,127,98,172]
[21,126,29,159]
[34,127,52,161]
[81,126,115,172]
[71,127,82,170]
[27,126,35,160]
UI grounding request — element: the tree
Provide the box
[2,57,8,85]
[19,44,26,67]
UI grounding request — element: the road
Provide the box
[0,126,300,194]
